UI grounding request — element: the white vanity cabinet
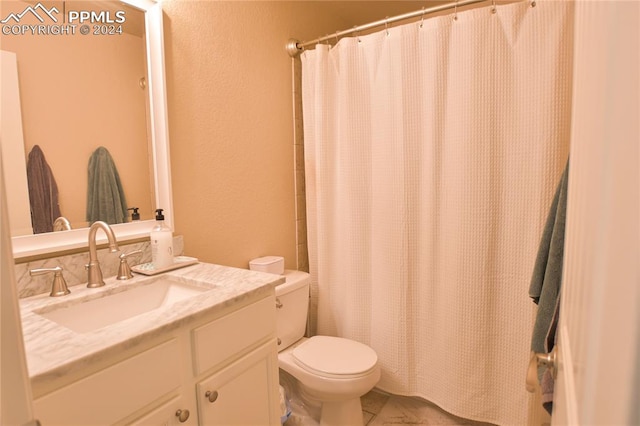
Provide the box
[192,296,280,425]
[33,338,186,426]
[31,291,280,426]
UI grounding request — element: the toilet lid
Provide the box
[292,336,378,379]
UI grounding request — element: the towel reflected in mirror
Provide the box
[86,146,128,226]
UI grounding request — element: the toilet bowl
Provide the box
[274,271,381,426]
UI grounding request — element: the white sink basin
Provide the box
[37,276,208,333]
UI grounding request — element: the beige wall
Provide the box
[162,1,352,269]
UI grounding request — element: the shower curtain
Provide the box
[301,2,573,425]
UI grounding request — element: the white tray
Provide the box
[131,256,199,276]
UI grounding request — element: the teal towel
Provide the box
[86,146,128,225]
[529,159,569,414]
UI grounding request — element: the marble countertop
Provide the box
[19,262,284,387]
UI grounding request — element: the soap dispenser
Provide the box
[150,208,173,269]
[128,207,140,221]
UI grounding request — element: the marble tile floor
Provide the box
[362,390,496,426]
[285,389,496,426]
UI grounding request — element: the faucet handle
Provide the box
[30,266,70,297]
[117,249,143,280]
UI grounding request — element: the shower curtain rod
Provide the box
[286,0,488,57]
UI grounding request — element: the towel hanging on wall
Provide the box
[26,145,62,234]
[86,146,128,225]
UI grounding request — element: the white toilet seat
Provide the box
[292,336,378,379]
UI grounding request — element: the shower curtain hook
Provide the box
[385,16,389,35]
[491,0,497,14]
[354,26,361,43]
[454,1,459,21]
[420,7,425,28]
[335,31,339,45]
[530,0,537,7]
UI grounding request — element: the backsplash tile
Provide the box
[292,57,308,274]
[15,235,184,298]
[292,57,311,330]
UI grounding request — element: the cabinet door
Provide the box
[128,396,196,426]
[197,342,279,426]
[34,339,182,425]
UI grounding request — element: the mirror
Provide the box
[2,1,150,235]
[2,0,172,259]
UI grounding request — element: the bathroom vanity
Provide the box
[19,263,284,425]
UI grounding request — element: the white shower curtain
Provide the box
[301,2,573,425]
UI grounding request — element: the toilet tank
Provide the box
[275,270,310,352]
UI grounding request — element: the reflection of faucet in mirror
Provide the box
[86,221,119,288]
[52,217,71,232]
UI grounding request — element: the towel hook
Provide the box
[420,7,425,28]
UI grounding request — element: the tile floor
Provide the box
[361,390,496,426]
[284,388,496,425]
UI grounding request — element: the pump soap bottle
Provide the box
[128,207,140,221]
[151,208,173,269]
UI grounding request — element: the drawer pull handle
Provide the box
[205,390,219,403]
[275,298,283,309]
[175,409,190,422]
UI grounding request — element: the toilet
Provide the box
[275,270,380,426]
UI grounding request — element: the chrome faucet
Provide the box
[53,216,72,231]
[30,266,70,297]
[86,221,119,288]
[117,249,142,280]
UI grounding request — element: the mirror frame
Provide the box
[11,0,173,260]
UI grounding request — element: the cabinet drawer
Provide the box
[192,296,275,374]
[34,339,181,426]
